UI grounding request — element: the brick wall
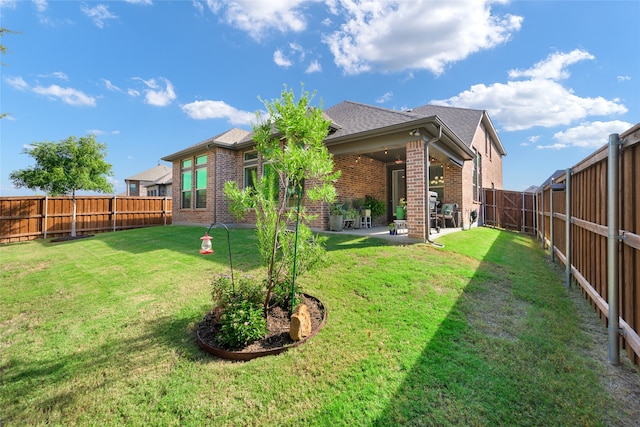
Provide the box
[406,140,426,238]
[331,154,387,226]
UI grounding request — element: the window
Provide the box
[195,155,207,208]
[262,163,280,203]
[181,159,192,209]
[128,182,138,196]
[482,123,493,161]
[243,151,258,190]
[472,150,482,202]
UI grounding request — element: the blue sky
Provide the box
[1,0,638,196]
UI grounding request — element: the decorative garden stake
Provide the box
[200,223,235,293]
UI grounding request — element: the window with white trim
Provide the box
[472,150,482,202]
[181,159,192,209]
[195,155,207,208]
[243,151,258,190]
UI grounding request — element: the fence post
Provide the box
[540,188,545,249]
[43,195,49,240]
[550,180,555,262]
[607,133,620,366]
[113,195,117,232]
[565,168,572,288]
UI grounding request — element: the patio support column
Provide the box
[405,140,425,239]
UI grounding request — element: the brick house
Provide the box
[162,101,505,239]
[124,164,172,197]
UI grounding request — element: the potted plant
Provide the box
[396,198,407,220]
[388,222,397,235]
[329,203,345,231]
[364,195,385,221]
[344,208,358,229]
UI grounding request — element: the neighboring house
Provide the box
[162,101,505,239]
[124,164,172,197]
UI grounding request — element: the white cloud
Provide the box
[134,77,177,106]
[305,60,322,74]
[375,91,393,103]
[520,135,539,147]
[204,0,308,40]
[324,0,522,75]
[127,88,141,97]
[32,84,97,106]
[5,76,29,90]
[273,49,292,67]
[33,0,47,12]
[181,100,254,125]
[431,50,628,131]
[102,79,122,92]
[617,75,631,82]
[508,50,594,80]
[537,120,634,150]
[81,4,118,28]
[125,0,152,4]
[0,1,17,9]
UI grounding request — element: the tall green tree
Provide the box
[225,86,340,312]
[10,135,114,237]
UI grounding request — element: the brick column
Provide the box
[406,140,425,239]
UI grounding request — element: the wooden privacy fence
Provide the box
[537,124,640,368]
[0,196,172,244]
[483,189,536,233]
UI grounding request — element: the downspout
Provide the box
[422,124,444,247]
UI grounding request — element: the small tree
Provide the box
[225,86,340,313]
[10,135,114,237]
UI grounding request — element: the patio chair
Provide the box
[439,203,458,228]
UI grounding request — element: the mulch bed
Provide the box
[197,294,325,354]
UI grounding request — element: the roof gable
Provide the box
[126,164,172,183]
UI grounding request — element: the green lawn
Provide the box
[0,226,626,426]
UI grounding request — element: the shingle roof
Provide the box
[321,101,506,155]
[409,105,483,147]
[162,100,505,159]
[162,128,251,160]
[323,101,422,140]
[126,164,172,183]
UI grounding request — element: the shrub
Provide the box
[218,300,268,348]
[211,274,264,310]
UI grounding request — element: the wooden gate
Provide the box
[483,189,536,233]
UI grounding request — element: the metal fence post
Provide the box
[607,133,620,366]
[565,168,572,288]
[550,180,555,262]
[540,188,545,249]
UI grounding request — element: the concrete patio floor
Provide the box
[321,224,465,244]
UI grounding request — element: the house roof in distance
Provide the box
[125,164,172,184]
